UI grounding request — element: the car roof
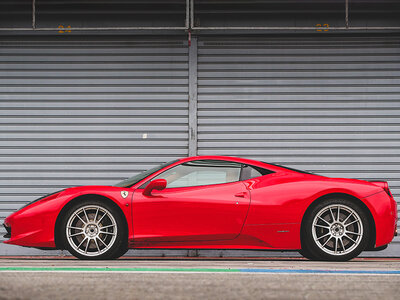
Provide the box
[178,155,296,173]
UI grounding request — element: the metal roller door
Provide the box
[197,35,400,256]
[0,36,189,245]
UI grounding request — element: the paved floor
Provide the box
[0,257,399,300]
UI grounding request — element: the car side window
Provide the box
[145,160,242,188]
[240,164,274,181]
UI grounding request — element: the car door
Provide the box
[131,160,250,243]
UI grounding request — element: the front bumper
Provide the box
[2,192,65,248]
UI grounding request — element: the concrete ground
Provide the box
[0,257,399,300]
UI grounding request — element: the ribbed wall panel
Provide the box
[197,35,400,253]
[0,36,188,241]
[1,34,399,257]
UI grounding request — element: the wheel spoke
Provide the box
[337,206,341,222]
[93,237,100,253]
[334,237,338,254]
[97,236,108,248]
[343,212,353,224]
[99,231,116,236]
[96,212,106,225]
[346,231,361,236]
[77,236,88,249]
[329,208,335,223]
[322,236,333,248]
[75,213,87,225]
[344,234,357,243]
[339,236,346,251]
[83,208,90,223]
[345,219,359,227]
[316,232,331,240]
[318,216,331,226]
[100,224,115,230]
[68,226,83,231]
[94,207,99,223]
[315,224,330,229]
[68,231,84,238]
[84,238,90,253]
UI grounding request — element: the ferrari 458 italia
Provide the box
[3,156,398,261]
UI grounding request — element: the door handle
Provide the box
[234,192,247,198]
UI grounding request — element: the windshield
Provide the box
[114,159,179,188]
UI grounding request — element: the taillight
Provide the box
[370,181,393,197]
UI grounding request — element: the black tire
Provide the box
[302,197,370,262]
[109,241,129,259]
[60,199,128,260]
[298,248,318,260]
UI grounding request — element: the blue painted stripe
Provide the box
[239,269,400,275]
[0,266,399,275]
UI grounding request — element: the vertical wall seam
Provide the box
[188,35,198,157]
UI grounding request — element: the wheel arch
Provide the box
[300,192,376,251]
[54,194,128,250]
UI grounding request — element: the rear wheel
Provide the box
[302,198,370,261]
[61,200,127,260]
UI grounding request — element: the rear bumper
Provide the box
[363,190,397,247]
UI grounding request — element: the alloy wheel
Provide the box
[65,205,118,257]
[311,204,363,256]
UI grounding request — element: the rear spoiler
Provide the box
[370,181,393,197]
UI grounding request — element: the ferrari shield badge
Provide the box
[121,191,129,199]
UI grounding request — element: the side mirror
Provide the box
[143,179,167,197]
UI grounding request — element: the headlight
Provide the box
[19,190,64,210]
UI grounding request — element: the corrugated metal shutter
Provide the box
[197,35,400,255]
[0,36,188,243]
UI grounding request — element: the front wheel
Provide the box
[60,200,127,260]
[302,198,370,261]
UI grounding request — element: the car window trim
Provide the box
[138,159,243,189]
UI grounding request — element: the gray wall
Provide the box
[0,35,189,247]
[197,34,400,256]
[0,33,399,257]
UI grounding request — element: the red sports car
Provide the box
[3,156,398,261]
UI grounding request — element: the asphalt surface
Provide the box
[0,257,399,300]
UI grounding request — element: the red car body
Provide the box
[3,156,398,252]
